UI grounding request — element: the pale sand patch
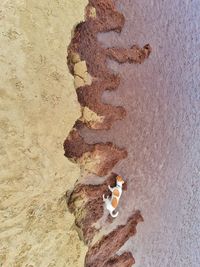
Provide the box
[0,0,88,266]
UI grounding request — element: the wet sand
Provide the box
[80,1,200,266]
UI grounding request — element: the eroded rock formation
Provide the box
[65,0,151,155]
[102,252,135,267]
[67,173,127,244]
[64,122,127,176]
[85,211,143,267]
[64,0,151,265]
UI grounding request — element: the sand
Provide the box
[0,0,88,266]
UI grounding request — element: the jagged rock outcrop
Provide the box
[85,211,143,267]
[65,0,151,132]
[67,173,127,244]
[64,0,151,265]
[102,252,135,267]
[64,126,127,176]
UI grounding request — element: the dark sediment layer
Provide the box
[64,0,151,265]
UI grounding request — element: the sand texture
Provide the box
[0,0,88,266]
[1,0,199,266]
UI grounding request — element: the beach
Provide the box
[0,0,88,266]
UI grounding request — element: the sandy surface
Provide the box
[1,0,200,266]
[0,0,88,266]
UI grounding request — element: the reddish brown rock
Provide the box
[65,0,151,179]
[64,126,127,176]
[85,211,143,267]
[64,0,151,265]
[64,129,93,159]
[106,44,152,64]
[67,0,151,130]
[67,173,127,244]
[102,252,135,267]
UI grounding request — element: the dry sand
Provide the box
[0,0,88,266]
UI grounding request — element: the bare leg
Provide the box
[108,185,114,192]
